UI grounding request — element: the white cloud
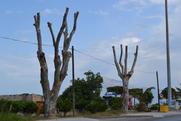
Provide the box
[149,0,180,5]
[121,37,141,45]
[41,8,63,16]
[113,0,147,12]
[88,10,109,16]
[113,0,180,12]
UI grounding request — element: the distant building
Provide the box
[0,93,43,102]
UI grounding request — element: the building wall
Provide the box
[0,93,43,102]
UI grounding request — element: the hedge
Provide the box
[0,99,37,114]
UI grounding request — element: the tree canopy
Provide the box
[161,87,178,99]
[60,70,103,112]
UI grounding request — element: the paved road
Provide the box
[38,115,181,121]
[99,117,151,121]
[99,115,181,121]
[150,115,181,121]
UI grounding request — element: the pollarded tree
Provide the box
[112,44,138,113]
[33,8,79,117]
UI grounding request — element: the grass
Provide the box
[74,109,124,118]
[0,113,34,121]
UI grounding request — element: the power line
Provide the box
[74,49,115,66]
[0,36,51,47]
[0,35,155,74]
[74,49,154,74]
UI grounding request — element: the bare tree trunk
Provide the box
[122,80,129,112]
[34,8,79,117]
[112,45,138,113]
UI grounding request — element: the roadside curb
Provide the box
[119,111,181,118]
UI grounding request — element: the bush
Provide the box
[110,97,123,110]
[0,113,33,121]
[0,100,12,112]
[76,99,89,112]
[0,100,37,114]
[136,103,148,112]
[150,104,159,111]
[11,101,26,113]
[23,101,37,113]
[56,98,72,116]
[86,98,107,113]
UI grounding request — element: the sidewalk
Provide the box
[122,111,181,118]
[38,117,99,121]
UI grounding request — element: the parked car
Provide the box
[103,92,117,98]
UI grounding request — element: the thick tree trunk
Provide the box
[122,80,129,113]
[44,95,58,117]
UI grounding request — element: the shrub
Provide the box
[150,104,159,111]
[110,97,123,110]
[0,100,12,112]
[0,113,33,121]
[56,98,72,116]
[11,101,26,113]
[86,98,107,113]
[136,103,148,112]
[23,101,37,113]
[0,100,37,114]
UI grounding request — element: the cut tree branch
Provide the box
[34,12,50,96]
[47,22,56,47]
[34,13,42,52]
[56,8,69,48]
[112,46,123,78]
[124,46,128,75]
[63,11,79,51]
[128,45,138,76]
[119,44,124,73]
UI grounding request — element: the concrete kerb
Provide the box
[38,117,99,121]
[120,111,181,118]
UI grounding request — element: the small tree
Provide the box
[85,97,107,113]
[112,44,138,113]
[107,86,123,95]
[136,87,154,112]
[161,87,178,99]
[140,87,155,106]
[56,97,72,117]
[110,97,123,110]
[33,8,79,117]
[60,71,103,112]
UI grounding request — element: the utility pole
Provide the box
[165,0,172,107]
[156,71,160,112]
[72,46,75,116]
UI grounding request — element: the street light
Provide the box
[164,0,172,107]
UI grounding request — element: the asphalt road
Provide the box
[99,115,181,121]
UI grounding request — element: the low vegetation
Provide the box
[0,99,37,114]
[0,113,34,121]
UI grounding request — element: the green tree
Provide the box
[107,86,123,95]
[84,71,103,97]
[110,97,123,110]
[85,97,107,113]
[161,87,178,99]
[129,88,143,98]
[60,70,103,112]
[138,87,155,106]
[56,97,72,117]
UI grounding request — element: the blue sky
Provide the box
[0,0,181,103]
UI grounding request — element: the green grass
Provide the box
[0,113,34,121]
